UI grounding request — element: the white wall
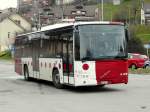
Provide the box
[10,14,32,31]
[0,19,23,51]
[0,14,32,51]
[113,0,121,5]
[141,9,145,24]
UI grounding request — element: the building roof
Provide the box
[41,21,124,31]
[0,10,32,33]
[0,8,18,22]
[0,10,32,24]
[0,12,13,22]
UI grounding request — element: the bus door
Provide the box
[62,34,73,84]
[32,39,40,78]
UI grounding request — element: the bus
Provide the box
[14,21,128,88]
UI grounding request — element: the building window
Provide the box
[14,20,21,25]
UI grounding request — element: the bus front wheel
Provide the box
[52,69,63,89]
[99,84,105,88]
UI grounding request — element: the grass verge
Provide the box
[129,68,150,75]
[0,51,12,60]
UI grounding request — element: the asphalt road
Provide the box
[0,60,150,112]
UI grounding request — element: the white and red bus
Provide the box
[14,21,128,88]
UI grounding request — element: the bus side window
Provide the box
[69,39,73,64]
[62,33,73,63]
[55,35,63,58]
[62,36,67,63]
[75,31,80,60]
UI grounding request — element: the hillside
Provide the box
[145,0,150,2]
[99,0,150,44]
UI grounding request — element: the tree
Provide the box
[113,6,129,23]
[128,26,146,54]
[130,0,141,24]
[113,0,141,24]
[128,37,146,54]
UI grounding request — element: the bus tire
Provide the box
[52,69,63,89]
[24,65,30,81]
[99,84,105,88]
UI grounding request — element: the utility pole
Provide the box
[128,5,131,24]
[33,0,41,30]
[60,0,64,20]
[110,10,112,21]
[17,0,20,13]
[141,0,144,24]
[101,0,104,21]
[97,0,104,21]
[141,0,144,8]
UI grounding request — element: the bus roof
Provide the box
[41,21,124,32]
[17,21,124,37]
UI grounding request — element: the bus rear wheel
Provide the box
[52,69,63,89]
[24,65,30,81]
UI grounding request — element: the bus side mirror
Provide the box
[74,26,79,33]
[125,29,130,42]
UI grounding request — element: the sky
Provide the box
[0,0,17,10]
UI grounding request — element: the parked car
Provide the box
[143,60,150,68]
[128,53,145,69]
[140,55,149,61]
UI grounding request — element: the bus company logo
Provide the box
[82,64,89,71]
[100,70,111,79]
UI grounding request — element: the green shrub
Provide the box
[0,50,12,60]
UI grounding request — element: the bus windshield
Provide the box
[75,24,127,60]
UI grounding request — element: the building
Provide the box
[141,3,150,24]
[52,5,99,21]
[18,0,55,27]
[0,10,32,51]
[113,0,121,5]
[71,0,123,5]
[55,0,74,5]
[37,4,99,24]
[18,0,99,26]
[2,8,17,14]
